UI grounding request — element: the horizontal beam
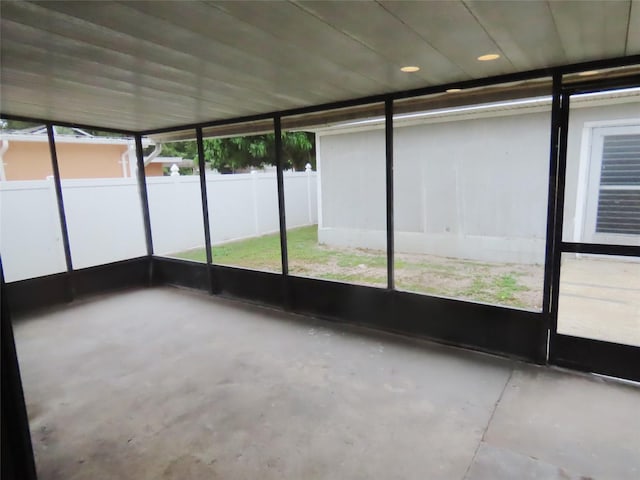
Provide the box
[3,55,639,137]
[138,54,640,136]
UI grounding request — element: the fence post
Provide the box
[305,163,313,224]
[251,170,260,235]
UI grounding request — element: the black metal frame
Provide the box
[547,77,640,382]
[45,125,73,272]
[385,99,395,290]
[133,55,640,136]
[273,116,293,309]
[195,127,216,294]
[135,134,154,257]
[3,54,640,480]
[542,73,563,318]
[1,258,38,480]
[2,56,638,360]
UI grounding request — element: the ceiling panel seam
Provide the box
[206,0,401,90]
[129,0,382,99]
[543,0,569,61]
[0,19,301,111]
[1,4,320,108]
[1,40,277,116]
[375,0,479,77]
[624,0,632,54]
[109,0,368,100]
[291,0,443,84]
[460,0,515,69]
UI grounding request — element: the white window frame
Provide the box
[574,119,640,246]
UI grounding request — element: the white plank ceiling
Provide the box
[1,0,639,132]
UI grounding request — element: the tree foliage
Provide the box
[160,132,315,173]
[1,119,315,173]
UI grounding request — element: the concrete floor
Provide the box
[558,256,640,346]
[13,287,640,480]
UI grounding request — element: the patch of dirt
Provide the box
[290,247,544,310]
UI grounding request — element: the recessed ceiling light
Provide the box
[578,70,599,76]
[400,66,420,73]
[446,88,462,93]
[477,53,500,61]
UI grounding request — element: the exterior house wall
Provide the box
[56,143,128,178]
[317,99,640,264]
[145,163,164,177]
[1,139,161,179]
[3,142,55,180]
[316,129,386,251]
[562,101,640,243]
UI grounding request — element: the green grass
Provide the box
[172,225,533,307]
[493,274,528,305]
[174,225,356,270]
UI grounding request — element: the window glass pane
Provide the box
[283,105,387,288]
[145,131,206,261]
[0,120,67,281]
[393,80,551,310]
[202,123,281,273]
[562,86,640,245]
[54,126,146,269]
[557,253,639,346]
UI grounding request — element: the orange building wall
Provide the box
[145,163,164,176]
[56,143,127,179]
[3,140,161,180]
[3,142,54,180]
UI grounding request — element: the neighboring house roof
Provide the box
[0,126,153,146]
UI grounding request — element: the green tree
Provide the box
[158,132,315,173]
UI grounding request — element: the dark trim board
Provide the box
[4,271,70,313]
[550,335,640,382]
[152,257,547,363]
[5,257,150,314]
[152,257,284,307]
[72,257,150,297]
[1,264,38,480]
[290,276,547,363]
[151,257,210,291]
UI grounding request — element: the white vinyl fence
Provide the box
[0,170,317,282]
[147,170,318,255]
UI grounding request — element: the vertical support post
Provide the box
[549,88,572,359]
[251,170,260,235]
[306,163,313,224]
[274,116,289,275]
[542,74,563,319]
[46,124,74,301]
[315,133,324,230]
[274,116,291,307]
[196,127,216,294]
[135,135,154,284]
[385,99,395,290]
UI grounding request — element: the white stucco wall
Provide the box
[317,96,640,264]
[317,129,387,251]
